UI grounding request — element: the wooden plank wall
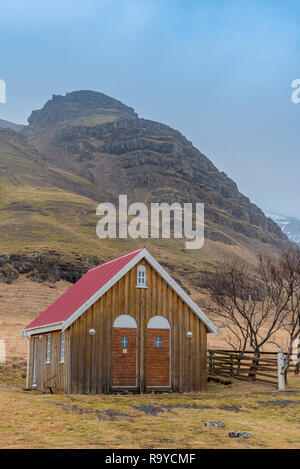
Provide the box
[69,260,208,393]
[27,331,70,393]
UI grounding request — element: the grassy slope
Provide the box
[0,127,264,289]
[0,129,119,263]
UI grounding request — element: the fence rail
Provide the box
[207,349,298,387]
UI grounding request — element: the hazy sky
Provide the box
[0,0,300,218]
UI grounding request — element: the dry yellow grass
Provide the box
[0,276,70,361]
[0,365,299,449]
[0,277,299,449]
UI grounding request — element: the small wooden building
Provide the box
[23,247,218,393]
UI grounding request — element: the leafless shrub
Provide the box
[206,247,300,382]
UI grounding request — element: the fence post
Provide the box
[292,338,300,375]
[230,355,234,376]
[249,357,257,380]
[277,348,285,391]
[208,351,214,373]
[0,340,5,364]
[237,355,241,376]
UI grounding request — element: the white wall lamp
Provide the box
[88,328,96,336]
[186,331,193,339]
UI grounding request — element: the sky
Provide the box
[0,0,300,218]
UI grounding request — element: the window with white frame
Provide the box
[155,336,162,348]
[60,332,65,363]
[137,265,147,287]
[46,334,51,363]
[121,336,129,348]
[32,336,37,385]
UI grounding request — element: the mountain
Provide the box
[0,118,24,132]
[24,91,286,247]
[0,127,117,283]
[0,90,289,288]
[27,91,137,129]
[267,213,300,245]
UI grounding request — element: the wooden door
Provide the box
[112,327,137,387]
[147,328,170,387]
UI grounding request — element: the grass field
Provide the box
[0,276,298,449]
[0,363,299,449]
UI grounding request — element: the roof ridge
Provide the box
[88,247,145,272]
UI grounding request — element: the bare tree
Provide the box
[206,259,290,358]
[206,247,300,383]
[260,248,300,381]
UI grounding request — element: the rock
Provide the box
[27,90,138,129]
[0,263,19,284]
[0,251,100,285]
[229,431,251,438]
[205,421,225,428]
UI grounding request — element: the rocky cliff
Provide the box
[25,91,286,250]
[0,90,288,286]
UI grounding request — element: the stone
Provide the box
[205,421,225,428]
[0,263,19,284]
[229,431,251,438]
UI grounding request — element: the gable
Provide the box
[79,258,214,333]
[23,248,218,336]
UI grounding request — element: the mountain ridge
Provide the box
[0,90,289,287]
[23,91,286,248]
[27,90,138,130]
[0,118,24,132]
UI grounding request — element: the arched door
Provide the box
[112,314,137,387]
[147,316,171,387]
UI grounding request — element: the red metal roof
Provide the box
[25,247,145,330]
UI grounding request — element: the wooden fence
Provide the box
[208,349,298,387]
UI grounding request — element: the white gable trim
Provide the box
[142,249,218,335]
[23,321,64,337]
[61,249,146,332]
[23,248,218,336]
